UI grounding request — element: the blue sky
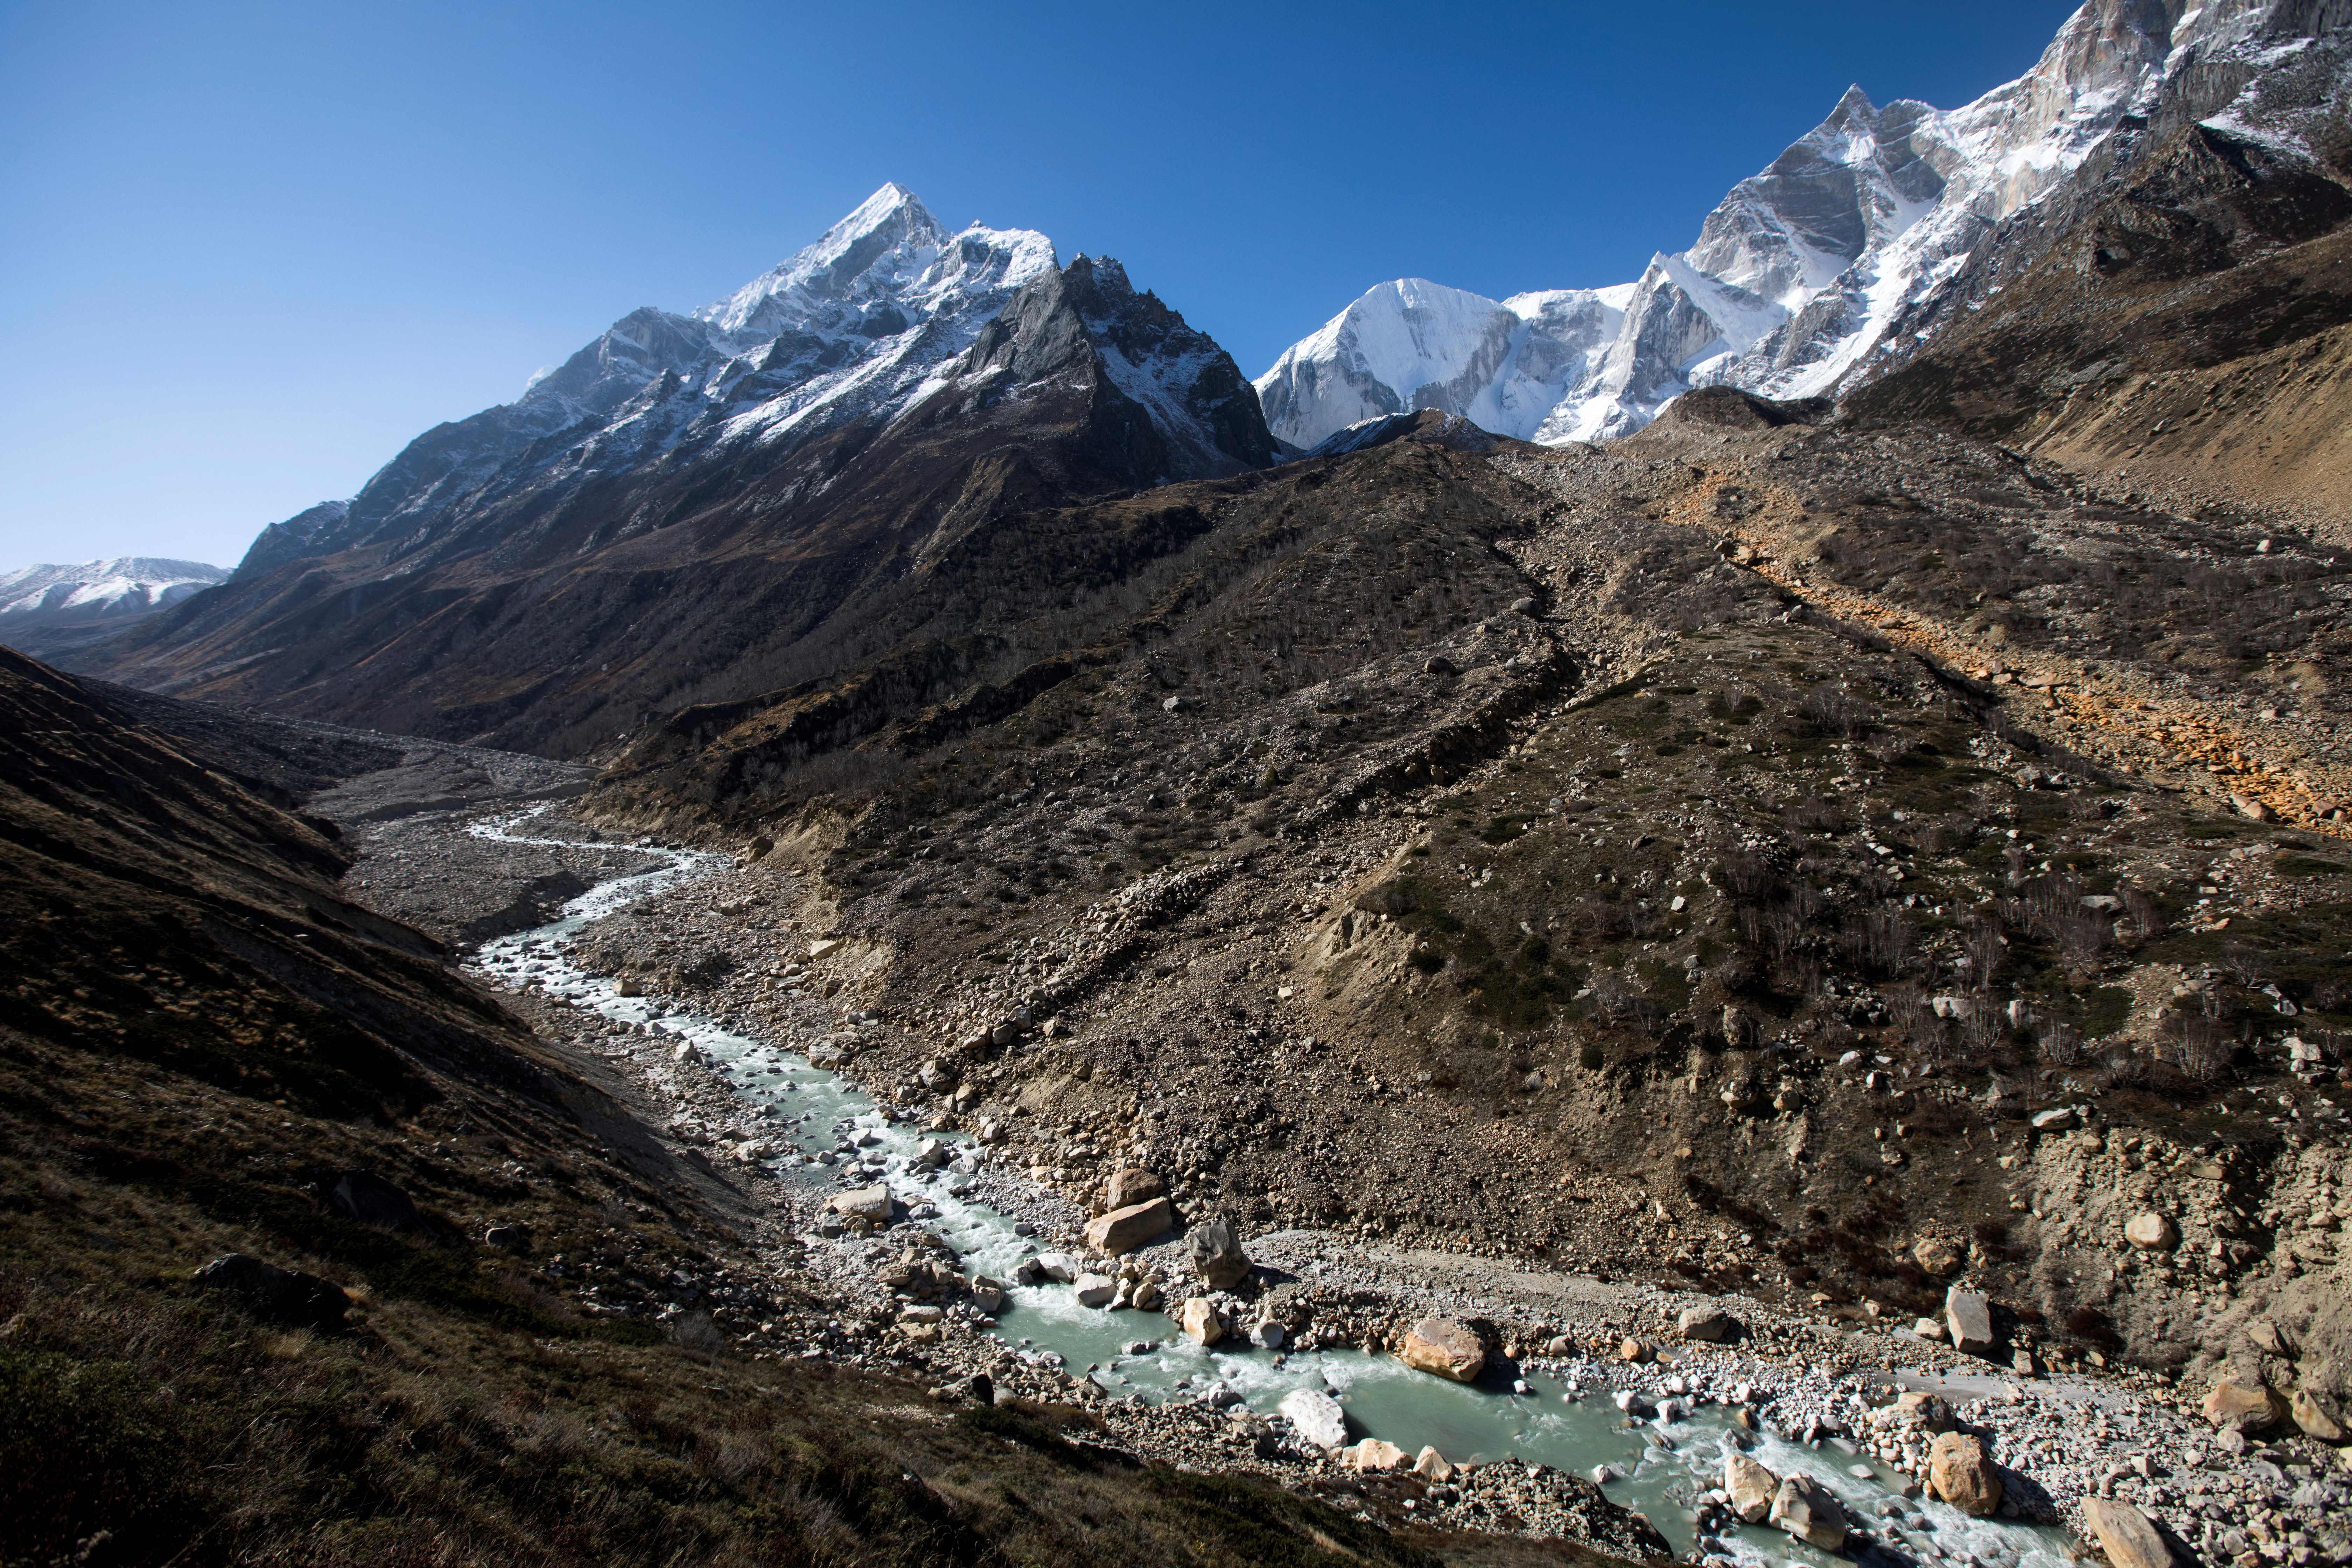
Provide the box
[0,0,2079,569]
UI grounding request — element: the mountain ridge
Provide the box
[0,556,231,659]
[72,194,1277,758]
[1253,0,2349,450]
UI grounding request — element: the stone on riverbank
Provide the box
[1177,1297,1224,1346]
[2082,1498,2171,1568]
[2291,1386,2346,1442]
[1911,1236,1963,1276]
[1084,1197,1174,1256]
[1769,1473,1849,1549]
[1725,1452,1778,1522]
[1189,1217,1251,1288]
[1945,1287,1995,1353]
[1678,1305,1736,1342]
[1345,1438,1409,1472]
[829,1185,892,1221]
[1928,1432,2001,1515]
[1103,1168,1165,1211]
[1398,1315,1484,1381]
[1896,1391,1954,1432]
[1281,1387,1349,1450]
[2204,1379,2289,1432]
[1414,1445,1454,1483]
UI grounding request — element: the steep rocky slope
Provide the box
[1849,114,2352,534]
[575,400,2352,1433]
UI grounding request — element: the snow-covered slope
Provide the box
[251,183,1274,574]
[0,558,229,654]
[284,184,1066,562]
[1257,0,2337,448]
[1253,279,1630,444]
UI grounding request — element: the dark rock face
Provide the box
[194,1253,352,1330]
[232,499,351,580]
[329,1169,424,1232]
[1189,1217,1250,1290]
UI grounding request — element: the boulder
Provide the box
[194,1253,352,1331]
[1911,1236,1964,1277]
[1250,1319,1286,1351]
[1769,1474,1850,1550]
[329,1169,423,1232]
[1619,1337,1653,1363]
[1397,1315,1485,1382]
[1084,1196,1174,1256]
[1073,1273,1116,1308]
[968,1278,1006,1315]
[1032,1253,1083,1283]
[1678,1306,1736,1342]
[1896,1391,1955,1432]
[1177,1297,1224,1347]
[1280,1387,1349,1450]
[2290,1387,2346,1442]
[1188,1217,1251,1289]
[1928,1432,2002,1516]
[2248,1319,2294,1357]
[1131,1279,1163,1311]
[2031,1107,2077,1132]
[1345,1438,1410,1472]
[2082,1499,2172,1568]
[2203,1379,2289,1433]
[829,1185,894,1222]
[1414,1446,1454,1483]
[1724,1452,1779,1522]
[1104,1168,1166,1211]
[1945,1287,1995,1354]
[2123,1213,2177,1251]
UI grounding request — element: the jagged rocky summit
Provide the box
[78,184,1277,752]
[238,183,1269,576]
[1256,0,2350,449]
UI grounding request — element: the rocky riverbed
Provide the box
[342,798,2352,1568]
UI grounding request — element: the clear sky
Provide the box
[0,0,2080,570]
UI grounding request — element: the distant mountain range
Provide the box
[1255,0,2345,449]
[42,0,2352,754]
[0,558,228,657]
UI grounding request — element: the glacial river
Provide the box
[465,812,2073,1568]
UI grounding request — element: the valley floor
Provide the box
[337,772,2351,1567]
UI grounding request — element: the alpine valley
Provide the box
[8,2,2352,1566]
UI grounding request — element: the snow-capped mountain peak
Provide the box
[0,557,230,655]
[219,183,1273,578]
[694,182,954,340]
[1259,0,2323,450]
[270,185,1065,562]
